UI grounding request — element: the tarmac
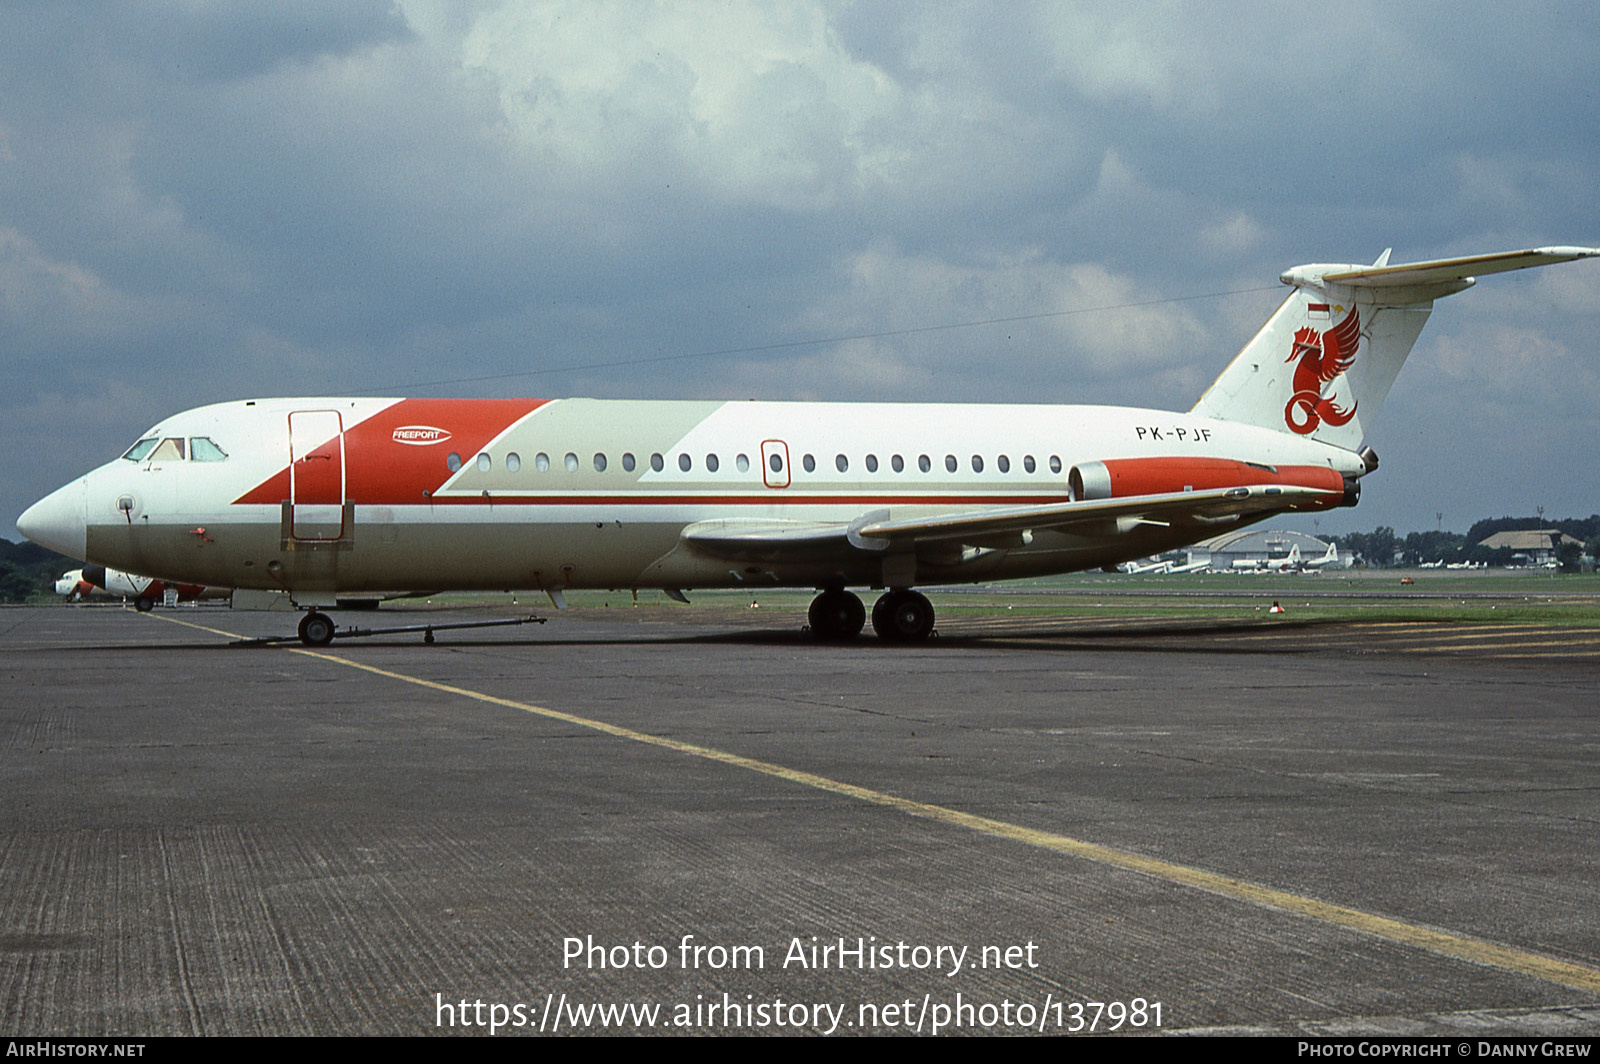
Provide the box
[2,600,1598,1037]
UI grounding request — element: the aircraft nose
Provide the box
[18,479,88,560]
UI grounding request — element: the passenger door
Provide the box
[288,410,346,541]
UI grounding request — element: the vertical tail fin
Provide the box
[1191,246,1600,449]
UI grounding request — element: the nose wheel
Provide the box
[297,611,336,646]
[872,589,935,642]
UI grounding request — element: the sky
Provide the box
[4,0,1598,544]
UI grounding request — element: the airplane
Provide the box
[54,564,229,610]
[1232,543,1302,572]
[54,569,98,602]
[1418,559,1444,569]
[16,245,1599,646]
[1299,543,1341,569]
[1118,558,1172,575]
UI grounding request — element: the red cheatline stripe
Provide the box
[409,493,1078,507]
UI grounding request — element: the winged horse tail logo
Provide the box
[1284,307,1360,434]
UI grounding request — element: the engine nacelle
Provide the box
[1068,457,1353,510]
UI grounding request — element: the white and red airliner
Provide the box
[54,564,228,610]
[18,246,1598,644]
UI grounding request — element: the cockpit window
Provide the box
[190,437,228,462]
[149,438,186,462]
[122,438,159,462]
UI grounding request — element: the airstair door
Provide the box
[288,410,347,541]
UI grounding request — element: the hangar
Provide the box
[1191,528,1344,570]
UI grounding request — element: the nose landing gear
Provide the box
[297,611,336,646]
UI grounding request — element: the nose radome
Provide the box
[17,478,87,560]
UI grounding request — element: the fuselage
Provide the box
[21,396,1365,603]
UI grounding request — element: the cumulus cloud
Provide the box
[454,2,898,211]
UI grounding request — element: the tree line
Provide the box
[1329,515,1600,570]
[0,539,74,603]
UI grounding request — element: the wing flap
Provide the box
[851,484,1337,546]
[681,483,1343,562]
[681,519,854,563]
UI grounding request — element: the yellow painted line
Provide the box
[1226,627,1593,648]
[1491,646,1600,656]
[1336,621,1463,630]
[148,612,249,640]
[1405,639,1599,654]
[145,610,1600,994]
[1383,626,1578,639]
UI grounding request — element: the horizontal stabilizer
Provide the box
[1321,246,1600,288]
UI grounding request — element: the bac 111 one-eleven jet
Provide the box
[18,246,1599,645]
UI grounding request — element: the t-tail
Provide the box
[1191,246,1600,449]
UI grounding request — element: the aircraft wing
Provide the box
[683,482,1338,562]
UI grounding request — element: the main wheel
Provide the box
[808,589,865,641]
[872,589,935,642]
[297,611,336,646]
[134,597,155,613]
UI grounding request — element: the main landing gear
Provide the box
[871,589,935,642]
[807,588,936,642]
[807,588,865,641]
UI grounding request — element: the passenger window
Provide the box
[446,452,462,472]
[918,454,931,473]
[507,452,521,472]
[997,455,1010,473]
[190,437,228,462]
[944,455,957,473]
[736,454,750,473]
[803,454,816,473]
[151,438,187,462]
[865,454,878,473]
[835,454,849,472]
[971,455,984,473]
[536,452,551,472]
[891,454,904,473]
[706,454,719,473]
[564,452,579,472]
[679,453,692,472]
[476,453,491,472]
[1050,456,1062,474]
[622,453,636,472]
[1024,455,1036,473]
[651,453,664,472]
[769,453,784,473]
[594,453,607,472]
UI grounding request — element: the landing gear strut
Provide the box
[297,611,336,646]
[807,588,865,641]
[872,589,935,642]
